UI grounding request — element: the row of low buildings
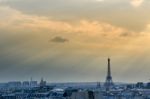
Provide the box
[6,81,38,88]
[1,84,150,99]
[0,81,39,89]
[1,89,150,99]
[0,79,47,91]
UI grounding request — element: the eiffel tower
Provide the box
[104,58,114,91]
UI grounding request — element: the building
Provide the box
[71,91,103,99]
[30,81,38,87]
[40,78,47,88]
[22,81,30,87]
[7,81,22,88]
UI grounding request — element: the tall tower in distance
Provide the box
[104,58,114,91]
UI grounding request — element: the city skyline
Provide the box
[0,0,150,82]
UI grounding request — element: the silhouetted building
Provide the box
[136,82,144,89]
[40,78,46,88]
[97,82,101,88]
[71,91,103,99]
[126,84,135,89]
[146,82,150,89]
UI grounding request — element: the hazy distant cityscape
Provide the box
[0,58,150,99]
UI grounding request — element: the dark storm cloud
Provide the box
[50,36,69,43]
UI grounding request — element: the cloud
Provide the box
[1,5,150,82]
[130,0,144,7]
[1,0,150,32]
[95,0,104,2]
[0,5,140,53]
[0,0,13,3]
[50,36,69,43]
[0,7,147,52]
[0,6,133,40]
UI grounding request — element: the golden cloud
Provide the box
[1,5,149,54]
[130,0,144,7]
[0,6,131,39]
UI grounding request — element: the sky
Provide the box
[0,0,150,83]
